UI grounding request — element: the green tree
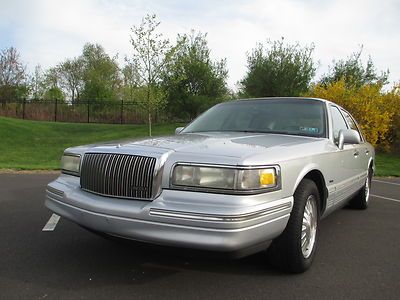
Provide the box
[0,47,28,102]
[29,64,46,101]
[240,38,315,97]
[43,87,64,101]
[43,67,65,101]
[319,47,389,88]
[121,61,140,102]
[58,57,84,103]
[80,43,121,101]
[128,14,175,136]
[162,31,228,120]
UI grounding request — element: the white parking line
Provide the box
[371,194,400,204]
[372,180,400,186]
[42,213,61,231]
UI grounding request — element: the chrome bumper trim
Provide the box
[149,202,291,222]
[46,186,64,197]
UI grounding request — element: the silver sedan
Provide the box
[45,97,374,273]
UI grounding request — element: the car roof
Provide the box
[224,97,330,104]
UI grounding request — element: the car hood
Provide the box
[72,132,324,159]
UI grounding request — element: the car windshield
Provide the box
[182,99,327,138]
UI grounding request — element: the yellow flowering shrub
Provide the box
[384,84,400,152]
[305,79,394,149]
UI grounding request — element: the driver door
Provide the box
[328,105,360,205]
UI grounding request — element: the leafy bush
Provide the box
[306,79,396,150]
[384,84,400,152]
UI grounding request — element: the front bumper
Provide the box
[45,174,292,254]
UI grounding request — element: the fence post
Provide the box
[120,100,123,124]
[54,98,58,122]
[22,98,26,120]
[87,101,90,123]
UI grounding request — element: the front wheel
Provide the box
[267,179,320,273]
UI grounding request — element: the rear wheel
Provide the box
[268,179,320,273]
[350,168,372,210]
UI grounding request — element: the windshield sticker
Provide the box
[299,127,319,133]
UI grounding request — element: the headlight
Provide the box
[172,165,236,189]
[238,168,277,189]
[171,164,280,193]
[61,154,81,176]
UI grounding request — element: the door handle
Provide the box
[354,151,360,157]
[365,149,370,155]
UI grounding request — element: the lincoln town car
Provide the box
[45,97,374,273]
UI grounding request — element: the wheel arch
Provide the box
[293,166,327,214]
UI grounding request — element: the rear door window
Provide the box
[341,110,364,142]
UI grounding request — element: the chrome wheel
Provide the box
[301,195,318,259]
[268,179,320,273]
[365,175,370,203]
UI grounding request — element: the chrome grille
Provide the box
[80,153,157,200]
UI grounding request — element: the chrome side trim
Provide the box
[149,202,291,222]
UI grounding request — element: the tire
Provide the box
[350,168,372,210]
[267,179,320,273]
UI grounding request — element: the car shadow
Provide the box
[1,220,291,291]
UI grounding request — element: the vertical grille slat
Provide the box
[108,154,117,196]
[80,153,157,200]
[87,153,96,191]
[147,158,156,198]
[136,157,144,198]
[104,154,112,196]
[111,154,119,196]
[128,156,138,198]
[125,156,134,197]
[113,155,122,196]
[99,154,108,194]
[118,155,129,196]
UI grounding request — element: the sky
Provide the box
[0,0,399,90]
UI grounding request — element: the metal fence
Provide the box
[0,99,173,124]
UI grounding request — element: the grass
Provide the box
[0,117,182,170]
[0,116,399,176]
[375,153,400,177]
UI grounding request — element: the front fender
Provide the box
[292,163,321,195]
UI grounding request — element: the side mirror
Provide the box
[175,127,184,135]
[338,129,361,150]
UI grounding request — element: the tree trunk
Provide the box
[147,85,152,137]
[148,112,152,137]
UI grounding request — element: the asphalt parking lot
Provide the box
[0,173,399,300]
